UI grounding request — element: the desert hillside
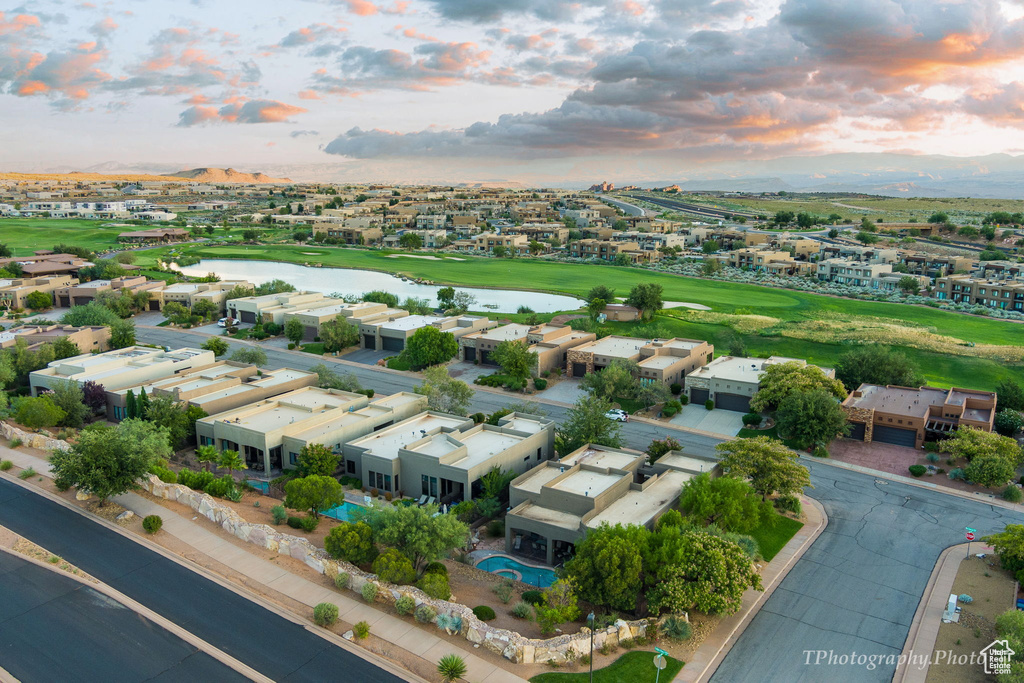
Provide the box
[166,168,291,183]
[0,167,291,184]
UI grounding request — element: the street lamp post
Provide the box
[588,612,595,683]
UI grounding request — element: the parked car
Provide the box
[217,317,236,327]
[605,409,629,422]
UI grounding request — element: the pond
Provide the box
[174,259,582,313]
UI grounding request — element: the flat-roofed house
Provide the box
[0,324,109,353]
[283,301,408,342]
[226,291,333,324]
[458,323,596,375]
[505,444,720,565]
[30,346,214,396]
[566,336,713,387]
[342,412,555,503]
[359,314,494,352]
[0,275,78,310]
[685,356,835,413]
[196,387,427,475]
[841,384,997,449]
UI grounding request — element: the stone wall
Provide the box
[0,421,71,452]
[841,405,874,442]
[136,474,652,664]
[565,348,592,377]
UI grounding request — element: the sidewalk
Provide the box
[676,495,828,683]
[0,446,524,683]
[893,542,994,683]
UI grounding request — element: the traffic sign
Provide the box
[654,655,667,670]
[966,527,977,533]
[966,531,975,541]
[655,647,670,657]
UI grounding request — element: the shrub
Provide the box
[417,572,452,600]
[704,399,714,410]
[288,343,296,350]
[486,519,505,538]
[670,382,682,395]
[598,642,616,656]
[395,595,416,615]
[0,460,12,471]
[580,654,591,666]
[473,605,496,621]
[511,601,533,619]
[361,582,379,603]
[949,468,966,481]
[775,494,802,515]
[313,602,338,627]
[353,621,370,639]
[18,467,35,479]
[437,654,467,683]
[370,487,379,497]
[151,466,177,483]
[203,476,236,499]
[334,572,350,590]
[533,378,547,390]
[909,465,927,477]
[812,445,829,459]
[424,561,448,576]
[9,438,23,449]
[1004,486,1023,503]
[742,412,763,426]
[619,637,636,649]
[373,549,417,585]
[494,582,514,604]
[177,469,215,491]
[271,505,287,525]
[522,590,545,606]
[415,604,437,623]
[297,515,318,532]
[287,516,303,529]
[471,412,486,423]
[678,394,689,405]
[926,453,940,463]
[662,615,692,641]
[142,515,163,533]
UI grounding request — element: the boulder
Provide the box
[75,490,90,501]
[466,627,484,645]
[115,510,135,522]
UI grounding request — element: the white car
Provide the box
[217,317,235,327]
[605,409,629,422]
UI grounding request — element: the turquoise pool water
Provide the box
[248,481,270,494]
[476,556,557,588]
[322,502,363,522]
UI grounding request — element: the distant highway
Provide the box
[624,193,760,221]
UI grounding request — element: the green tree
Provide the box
[646,436,681,464]
[679,474,774,533]
[145,395,191,449]
[556,394,622,454]
[984,524,1024,574]
[196,444,218,472]
[928,212,949,224]
[580,359,638,401]
[637,381,671,410]
[995,409,1024,437]
[372,548,417,585]
[231,347,267,366]
[750,361,847,412]
[362,290,399,307]
[491,340,536,381]
[324,521,378,565]
[399,233,423,249]
[162,302,190,324]
[939,427,1022,464]
[480,466,517,502]
[284,475,343,518]
[997,380,1024,412]
[319,316,358,353]
[50,419,172,503]
[62,302,120,327]
[415,365,473,415]
[716,436,812,500]
[125,389,138,419]
[587,285,615,302]
[965,454,1017,488]
[775,389,850,448]
[217,449,247,478]
[834,346,925,391]
[401,296,432,315]
[624,283,664,321]
[436,286,456,310]
[897,276,920,294]
[136,387,151,419]
[52,336,80,360]
[701,239,720,254]
[587,297,607,321]
[450,290,476,314]
[15,394,65,428]
[350,503,468,574]
[25,290,53,310]
[191,299,218,321]
[48,380,90,428]
[855,231,879,244]
[296,443,339,477]
[284,318,305,345]
[535,578,580,636]
[564,524,646,612]
[310,363,362,392]
[404,326,458,369]
[109,319,136,349]
[201,337,230,357]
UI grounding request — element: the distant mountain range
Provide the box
[166,167,291,184]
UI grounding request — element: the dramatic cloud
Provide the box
[422,0,614,23]
[177,99,307,126]
[311,40,492,92]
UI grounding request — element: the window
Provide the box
[537,448,543,460]
[346,460,355,474]
[289,452,298,465]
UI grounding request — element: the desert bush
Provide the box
[142,515,163,533]
[395,595,416,615]
[472,605,496,621]
[313,602,338,627]
[417,572,451,600]
[9,438,23,449]
[662,615,692,641]
[334,572,350,589]
[18,467,35,479]
[353,621,370,639]
[511,601,533,619]
[1004,486,1023,503]
[775,494,802,514]
[287,516,303,528]
[271,505,287,525]
[909,464,927,477]
[522,590,545,606]
[494,581,514,604]
[0,460,12,471]
[361,582,379,603]
[299,515,319,532]
[415,604,437,623]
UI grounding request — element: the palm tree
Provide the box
[437,654,467,683]
[196,445,217,472]
[217,449,247,479]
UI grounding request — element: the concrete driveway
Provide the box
[446,361,493,383]
[668,404,745,437]
[342,348,391,366]
[535,378,587,405]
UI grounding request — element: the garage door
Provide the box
[463,347,476,362]
[363,334,375,349]
[572,362,587,378]
[848,422,866,441]
[382,336,404,352]
[690,388,709,404]
[480,350,496,366]
[715,392,751,412]
[873,425,917,448]
[239,310,256,324]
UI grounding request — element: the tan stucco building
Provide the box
[566,336,713,387]
[30,346,214,396]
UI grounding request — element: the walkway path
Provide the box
[0,447,524,683]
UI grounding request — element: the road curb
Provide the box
[0,471,426,683]
[676,495,829,683]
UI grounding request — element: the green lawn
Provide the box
[529,651,684,683]
[750,514,804,562]
[0,218,129,255]
[133,242,1024,391]
[300,342,325,355]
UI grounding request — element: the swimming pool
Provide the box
[322,501,364,522]
[476,555,557,588]
[247,480,270,494]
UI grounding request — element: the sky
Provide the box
[3,0,1024,182]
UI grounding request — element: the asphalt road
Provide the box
[0,478,402,683]
[711,461,1024,683]
[135,326,726,457]
[0,550,246,683]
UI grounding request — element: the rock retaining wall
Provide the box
[0,421,71,452]
[137,474,652,664]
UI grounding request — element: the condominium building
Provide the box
[30,346,214,395]
[54,276,164,309]
[686,356,835,413]
[815,259,894,287]
[568,239,660,263]
[157,280,252,313]
[902,254,977,279]
[841,384,997,448]
[342,411,555,503]
[505,444,720,565]
[0,324,109,353]
[566,336,713,386]
[458,323,596,374]
[933,275,1024,312]
[359,315,494,352]
[311,224,383,245]
[196,387,427,474]
[0,275,78,310]
[226,291,334,324]
[284,301,408,342]
[728,248,812,276]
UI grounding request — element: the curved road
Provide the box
[0,478,403,683]
[711,461,1024,682]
